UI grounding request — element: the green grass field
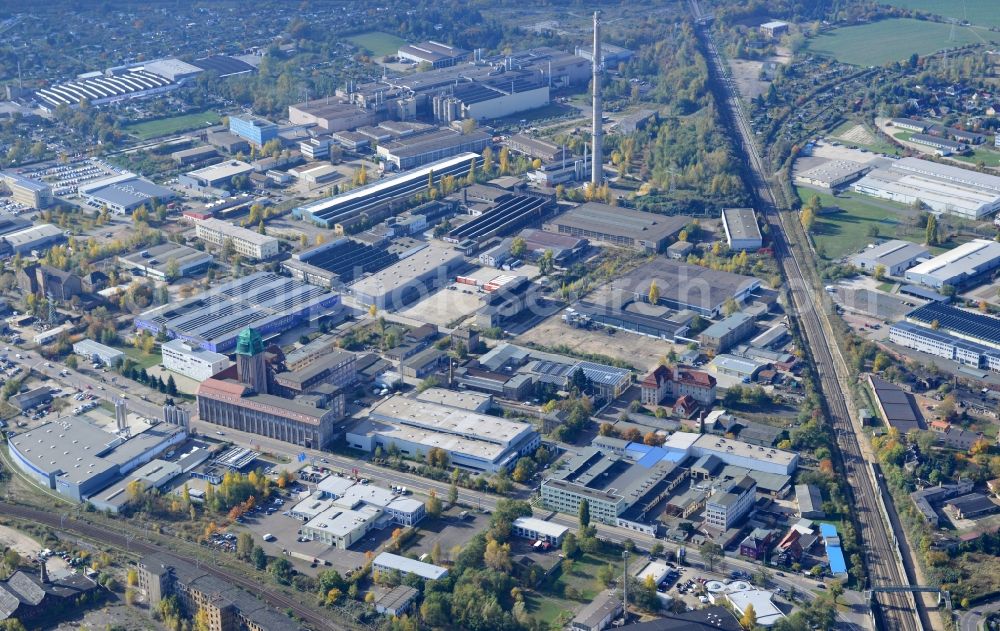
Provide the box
[122,346,161,370]
[951,147,1000,168]
[528,552,617,628]
[806,19,999,66]
[880,0,1000,28]
[127,111,220,140]
[346,31,408,57]
[796,187,925,259]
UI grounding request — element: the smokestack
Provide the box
[591,10,603,186]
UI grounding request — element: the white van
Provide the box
[262,533,276,542]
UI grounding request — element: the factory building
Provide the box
[227,115,277,147]
[2,224,65,256]
[0,172,52,209]
[197,372,342,449]
[902,302,1000,354]
[890,118,928,133]
[170,145,218,166]
[137,552,305,631]
[909,133,967,155]
[8,413,187,503]
[135,272,341,353]
[34,69,176,111]
[178,160,254,193]
[575,42,633,66]
[793,159,870,190]
[194,218,279,260]
[699,313,756,353]
[161,338,232,382]
[398,41,469,68]
[611,258,761,318]
[377,129,491,170]
[118,242,213,281]
[543,202,689,252]
[288,99,377,132]
[349,243,464,310]
[853,157,1000,219]
[79,174,176,215]
[72,339,124,367]
[373,553,449,581]
[294,152,479,229]
[430,81,549,123]
[346,395,540,473]
[721,208,762,252]
[759,20,789,38]
[142,58,204,82]
[904,239,1000,289]
[849,240,929,277]
[272,349,356,397]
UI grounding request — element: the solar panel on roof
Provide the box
[907,302,1000,346]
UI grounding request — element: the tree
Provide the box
[699,542,723,571]
[484,538,512,572]
[800,205,816,233]
[873,264,886,281]
[268,557,293,584]
[648,280,660,304]
[431,540,443,565]
[448,474,459,507]
[740,603,756,630]
[579,499,590,529]
[251,546,267,570]
[510,236,527,258]
[829,580,844,605]
[562,532,578,558]
[237,532,254,561]
[925,214,939,246]
[499,146,511,175]
[166,375,177,396]
[651,542,664,558]
[482,147,494,175]
[425,490,442,518]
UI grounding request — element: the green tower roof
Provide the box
[235,327,264,356]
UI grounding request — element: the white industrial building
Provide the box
[721,207,762,251]
[904,239,1000,289]
[853,157,1000,219]
[349,243,464,310]
[849,239,930,277]
[690,434,798,476]
[72,339,124,367]
[793,159,870,190]
[161,338,232,382]
[194,218,280,260]
[512,517,569,545]
[345,395,540,473]
[373,552,449,581]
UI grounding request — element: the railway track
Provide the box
[687,3,926,630]
[0,503,350,631]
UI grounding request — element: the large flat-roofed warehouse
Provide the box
[3,224,65,255]
[909,133,966,154]
[288,99,377,132]
[346,395,540,473]
[377,129,491,170]
[609,258,762,317]
[430,78,549,123]
[849,239,930,276]
[141,58,204,82]
[543,202,689,252]
[349,243,464,310]
[398,40,469,68]
[283,238,400,288]
[888,320,1000,371]
[905,301,1000,350]
[118,242,213,281]
[34,69,176,111]
[793,159,870,190]
[178,160,254,192]
[8,413,186,502]
[135,272,341,353]
[0,172,52,208]
[194,218,280,260]
[294,153,481,229]
[853,157,1000,219]
[903,239,1000,289]
[721,208,762,251]
[506,134,569,162]
[78,174,176,215]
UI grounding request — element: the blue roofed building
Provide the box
[228,114,278,147]
[819,523,848,578]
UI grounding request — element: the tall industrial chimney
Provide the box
[591,10,603,186]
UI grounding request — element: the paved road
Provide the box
[959,597,1000,631]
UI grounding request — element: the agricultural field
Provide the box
[126,110,220,140]
[881,0,1000,28]
[805,19,999,66]
[346,31,408,57]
